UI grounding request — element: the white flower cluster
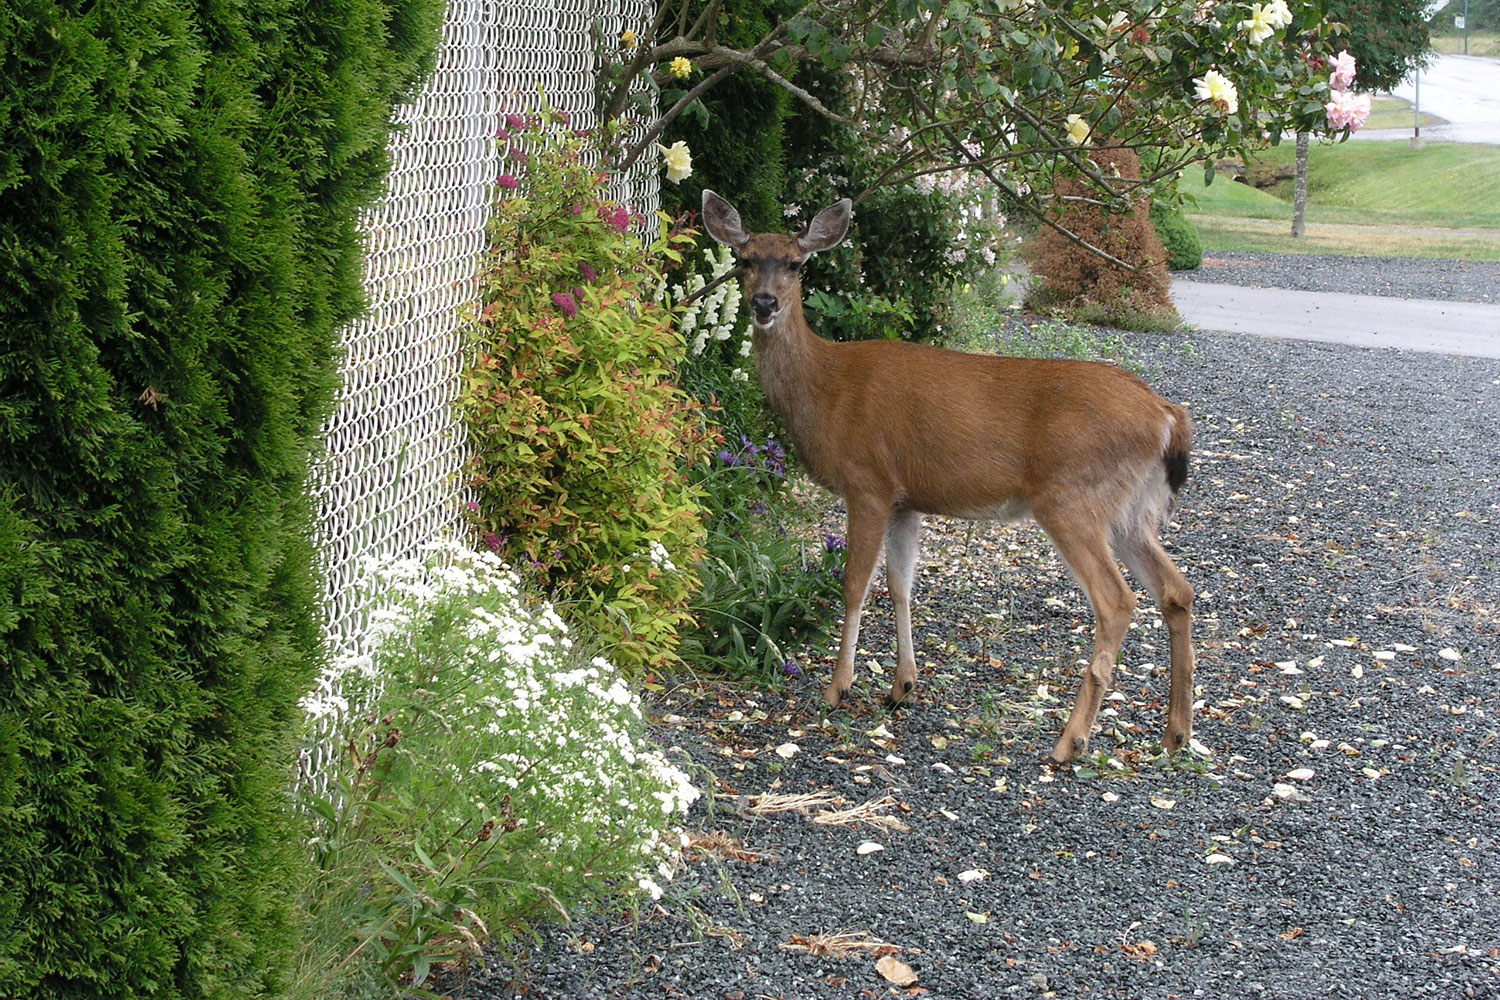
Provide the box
[305,538,701,900]
[670,246,749,375]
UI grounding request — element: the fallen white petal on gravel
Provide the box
[1204,853,1235,865]
[957,869,989,883]
[856,841,885,856]
[1286,767,1316,781]
[1439,648,1462,661]
[774,743,800,759]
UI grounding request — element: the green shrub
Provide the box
[294,542,700,997]
[657,0,796,232]
[0,3,441,997]
[783,65,1004,344]
[459,115,710,672]
[1150,200,1204,271]
[682,436,845,679]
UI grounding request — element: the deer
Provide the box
[700,189,1197,765]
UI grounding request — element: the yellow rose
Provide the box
[658,141,693,183]
[1064,114,1091,145]
[668,56,692,79]
[620,30,638,50]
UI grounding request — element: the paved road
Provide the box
[1361,53,1500,144]
[1172,280,1500,359]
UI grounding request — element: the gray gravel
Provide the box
[1174,251,1500,304]
[450,258,1500,1000]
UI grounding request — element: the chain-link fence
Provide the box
[300,0,659,789]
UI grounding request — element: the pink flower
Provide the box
[551,291,578,319]
[464,500,480,512]
[1325,89,1371,132]
[505,113,525,130]
[497,174,519,190]
[601,204,630,234]
[1329,50,1357,92]
[579,262,597,283]
[482,531,502,552]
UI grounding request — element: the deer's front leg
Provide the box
[823,498,888,708]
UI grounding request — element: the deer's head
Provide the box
[701,190,851,330]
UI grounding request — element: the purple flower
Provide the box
[579,262,597,283]
[782,659,802,677]
[551,291,578,319]
[717,449,736,467]
[508,146,528,164]
[497,174,519,190]
[464,500,480,513]
[822,531,847,552]
[482,532,503,552]
[505,113,525,130]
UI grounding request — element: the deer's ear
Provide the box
[798,198,851,255]
[702,190,750,249]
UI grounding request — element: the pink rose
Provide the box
[1329,50,1356,92]
[1325,89,1371,132]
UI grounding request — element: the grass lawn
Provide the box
[1179,138,1500,260]
[1430,31,1500,57]
[1362,95,1442,132]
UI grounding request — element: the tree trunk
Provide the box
[1290,131,1309,239]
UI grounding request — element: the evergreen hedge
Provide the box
[0,2,441,997]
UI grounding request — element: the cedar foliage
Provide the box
[0,2,441,997]
[1029,145,1175,314]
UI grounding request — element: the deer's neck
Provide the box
[753,300,830,457]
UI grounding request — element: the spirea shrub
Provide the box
[299,541,700,992]
[459,113,711,671]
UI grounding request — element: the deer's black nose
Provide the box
[751,293,778,316]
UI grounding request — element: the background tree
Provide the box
[1291,0,1431,236]
[603,0,1350,264]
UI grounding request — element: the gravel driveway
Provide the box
[453,256,1500,1000]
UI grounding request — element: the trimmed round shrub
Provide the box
[1151,200,1204,271]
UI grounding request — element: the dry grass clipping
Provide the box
[780,930,900,959]
[811,794,911,833]
[686,829,777,863]
[743,791,842,816]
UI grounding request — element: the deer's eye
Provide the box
[787,259,804,274]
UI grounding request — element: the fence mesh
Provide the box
[301,0,660,790]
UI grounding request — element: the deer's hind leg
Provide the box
[1117,530,1196,753]
[1033,506,1137,765]
[884,509,923,706]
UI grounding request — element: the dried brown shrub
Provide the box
[1027,145,1175,317]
